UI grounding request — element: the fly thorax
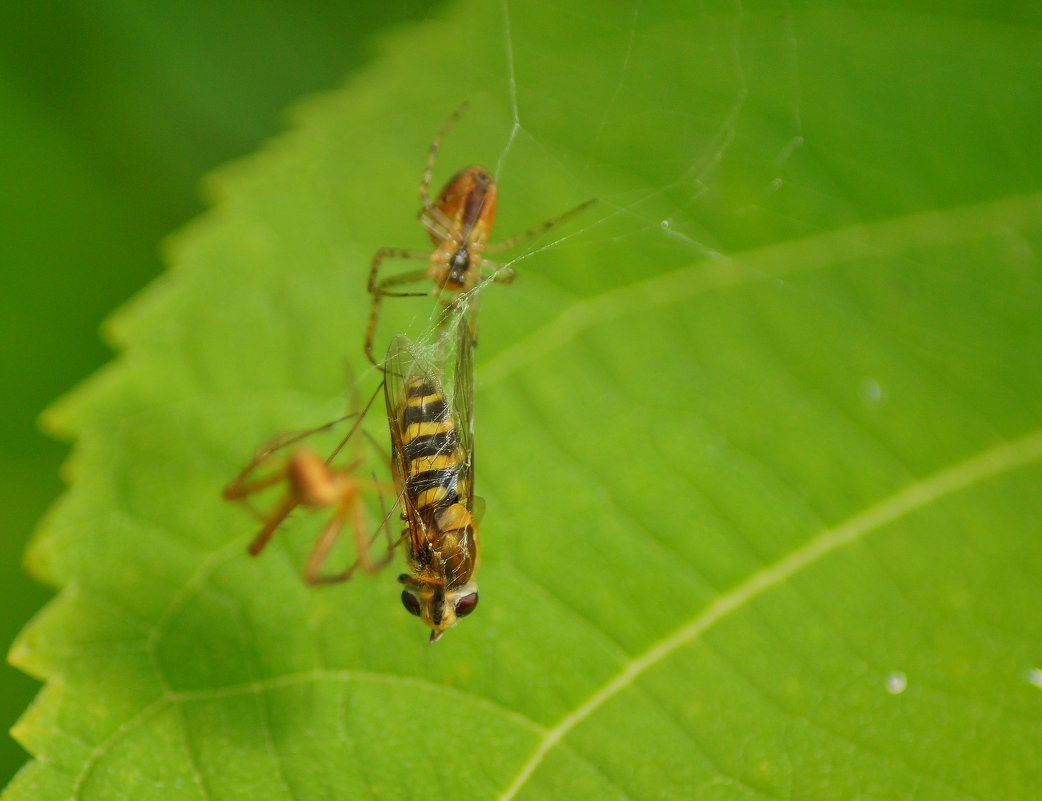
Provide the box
[410,540,435,570]
[435,503,471,533]
[433,504,477,588]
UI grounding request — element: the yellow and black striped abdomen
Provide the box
[399,376,462,511]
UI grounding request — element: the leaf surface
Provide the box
[7,1,1042,799]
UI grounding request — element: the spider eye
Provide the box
[455,593,478,618]
[401,590,421,617]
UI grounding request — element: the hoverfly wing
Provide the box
[385,332,471,553]
[448,299,476,513]
[470,495,486,525]
[383,335,425,552]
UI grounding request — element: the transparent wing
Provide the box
[449,299,476,512]
[383,334,431,553]
[470,495,486,525]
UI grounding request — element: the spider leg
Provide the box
[223,463,290,501]
[478,260,516,285]
[225,412,362,497]
[419,205,457,244]
[419,100,469,207]
[303,479,398,583]
[302,500,352,584]
[484,197,595,254]
[247,492,299,557]
[325,380,384,463]
[367,248,432,294]
[349,493,397,575]
[365,248,434,365]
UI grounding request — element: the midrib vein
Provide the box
[499,427,1042,800]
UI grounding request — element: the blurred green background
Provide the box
[0,0,441,784]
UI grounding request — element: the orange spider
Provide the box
[364,101,594,364]
[223,400,396,584]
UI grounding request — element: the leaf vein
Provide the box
[480,193,1042,387]
[498,427,1042,799]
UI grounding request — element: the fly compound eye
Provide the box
[455,592,478,618]
[401,590,422,617]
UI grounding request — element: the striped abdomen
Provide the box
[398,375,462,513]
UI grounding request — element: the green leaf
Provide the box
[8,1,1042,799]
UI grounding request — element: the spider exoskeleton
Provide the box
[363,101,595,364]
[223,396,398,584]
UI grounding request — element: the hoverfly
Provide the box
[384,302,481,642]
[363,100,595,364]
[222,392,396,584]
[225,308,481,642]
